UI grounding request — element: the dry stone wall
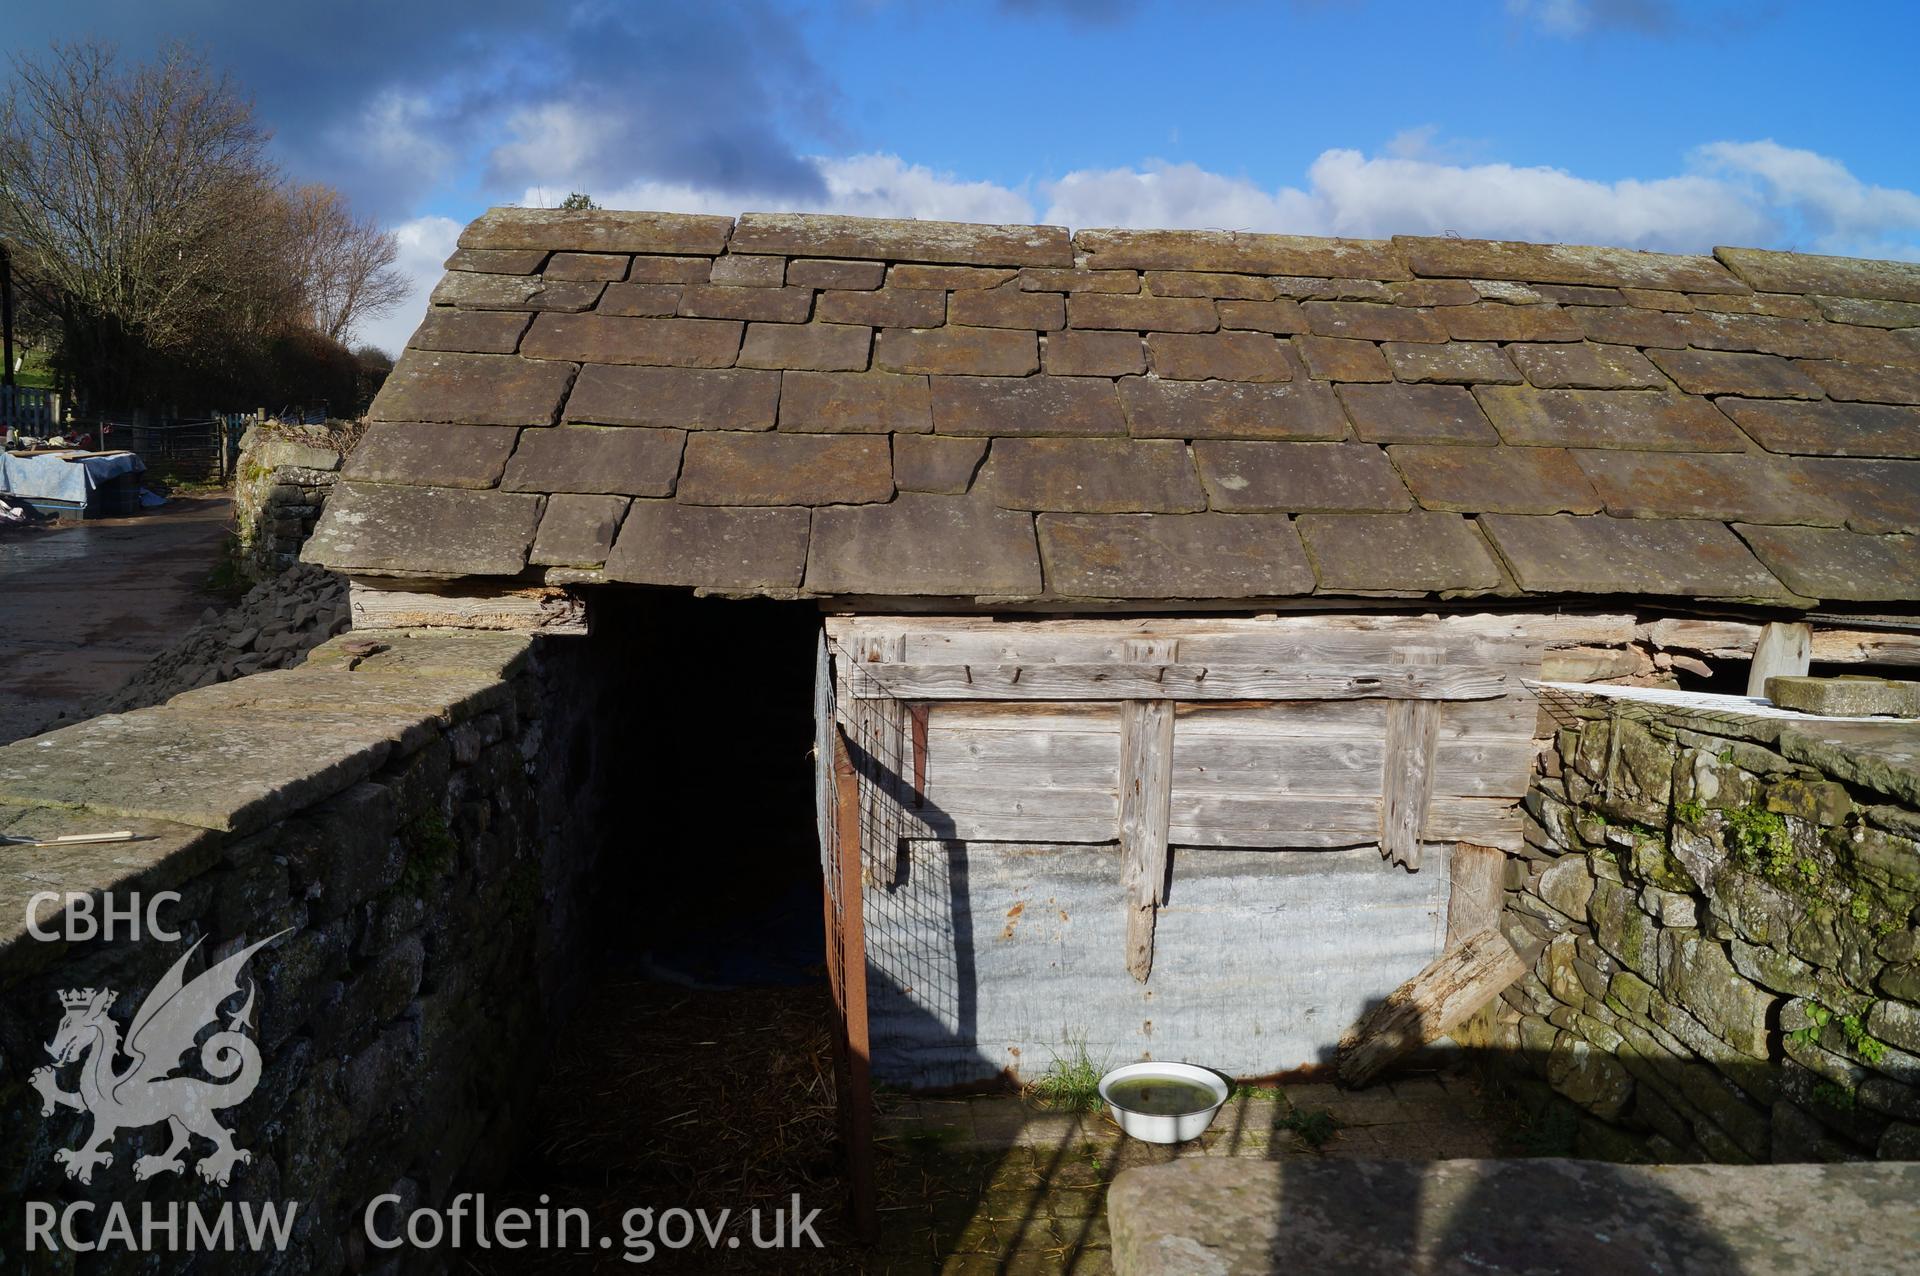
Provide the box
[234,425,358,584]
[0,630,611,1274]
[1492,702,1920,1163]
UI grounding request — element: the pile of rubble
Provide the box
[35,563,350,730]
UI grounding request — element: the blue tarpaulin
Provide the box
[0,451,145,506]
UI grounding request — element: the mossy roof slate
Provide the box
[305,209,1920,609]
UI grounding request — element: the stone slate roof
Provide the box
[305,209,1920,608]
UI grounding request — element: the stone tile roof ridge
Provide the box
[302,208,1920,610]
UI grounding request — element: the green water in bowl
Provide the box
[1107,1077,1218,1117]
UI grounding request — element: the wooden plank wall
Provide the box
[833,615,1544,857]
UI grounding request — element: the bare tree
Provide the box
[279,184,408,344]
[0,40,409,410]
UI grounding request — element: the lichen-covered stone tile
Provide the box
[1398,236,1747,293]
[459,208,732,254]
[543,252,631,282]
[1297,336,1390,382]
[1339,383,1499,445]
[1798,360,1920,405]
[1734,524,1920,602]
[931,375,1125,437]
[1038,512,1315,598]
[501,425,686,497]
[1143,271,1277,300]
[1074,228,1407,278]
[344,422,522,489]
[1147,332,1292,382]
[1297,511,1504,592]
[429,272,603,311]
[626,255,716,284]
[596,282,683,316]
[1479,514,1794,600]
[894,435,987,493]
[738,321,872,371]
[734,213,1071,266]
[407,309,531,355]
[1302,301,1446,345]
[806,493,1042,596]
[1574,305,1691,348]
[444,247,547,274]
[707,254,786,287]
[1442,303,1582,344]
[678,284,813,323]
[677,432,892,506]
[1795,458,1920,533]
[1195,441,1410,513]
[1378,341,1520,386]
[949,286,1065,331]
[305,482,542,577]
[1572,451,1848,525]
[1391,445,1599,515]
[879,327,1039,377]
[604,501,809,590]
[817,287,945,327]
[1812,295,1920,328]
[1042,331,1145,377]
[785,258,884,290]
[368,352,575,426]
[1646,348,1825,399]
[1216,299,1310,334]
[1721,399,1920,458]
[1068,293,1219,333]
[1679,311,1842,360]
[565,365,778,429]
[1509,342,1667,390]
[1388,279,1479,308]
[1018,267,1139,294]
[521,313,742,367]
[1688,291,1822,320]
[530,494,630,567]
[1473,386,1747,452]
[1120,378,1348,441]
[1715,246,1920,304]
[980,438,1206,513]
[779,370,931,433]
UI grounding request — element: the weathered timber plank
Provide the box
[815,630,836,879]
[1446,842,1506,948]
[1120,638,1177,981]
[829,611,1638,665]
[1336,928,1533,1087]
[349,580,586,633]
[1168,794,1522,851]
[829,725,876,1239]
[1380,648,1442,870]
[851,663,1509,701]
[1747,620,1812,697]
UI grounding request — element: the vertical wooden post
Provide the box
[831,725,877,1243]
[1380,647,1442,870]
[1446,842,1507,948]
[1747,621,1812,698]
[1119,638,1178,981]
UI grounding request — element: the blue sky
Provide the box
[10,0,1920,353]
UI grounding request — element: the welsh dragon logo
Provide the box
[30,932,286,1186]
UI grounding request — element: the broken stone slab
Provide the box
[1767,675,1920,719]
[1108,1157,1920,1276]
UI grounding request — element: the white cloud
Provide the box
[1038,153,1774,252]
[1697,140,1920,259]
[542,154,1037,225]
[361,215,462,357]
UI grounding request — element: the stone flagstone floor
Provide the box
[869,1066,1520,1274]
